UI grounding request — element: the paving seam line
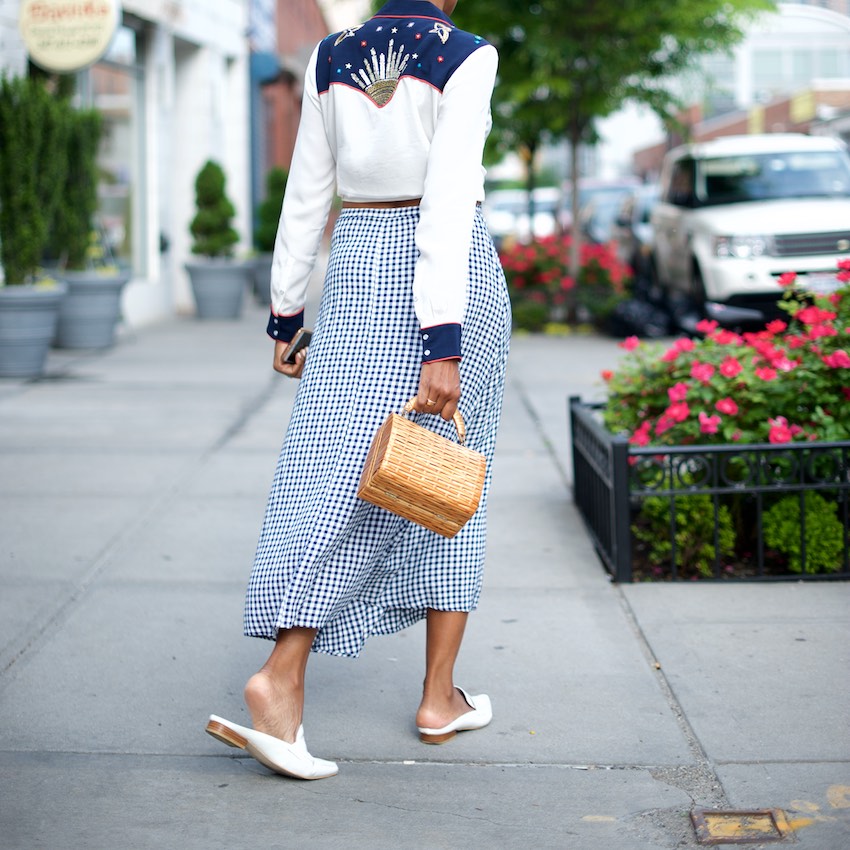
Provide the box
[0,374,279,679]
[512,373,729,812]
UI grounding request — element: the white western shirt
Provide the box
[267,0,497,361]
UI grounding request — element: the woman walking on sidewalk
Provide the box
[206,0,510,779]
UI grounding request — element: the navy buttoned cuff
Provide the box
[267,308,304,343]
[420,323,461,362]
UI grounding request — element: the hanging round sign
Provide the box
[19,0,122,73]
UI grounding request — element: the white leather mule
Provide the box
[417,687,493,744]
[205,714,338,780]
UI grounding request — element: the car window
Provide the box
[667,159,696,206]
[696,151,850,205]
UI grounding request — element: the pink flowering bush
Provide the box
[603,260,850,447]
[500,234,631,331]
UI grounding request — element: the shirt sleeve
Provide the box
[266,42,337,344]
[412,44,498,362]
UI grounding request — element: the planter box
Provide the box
[0,284,67,378]
[569,397,850,582]
[185,259,253,320]
[55,270,131,349]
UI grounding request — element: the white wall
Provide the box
[0,0,27,76]
[1,0,252,324]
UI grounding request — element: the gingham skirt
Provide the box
[244,206,511,657]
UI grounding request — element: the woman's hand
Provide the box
[273,339,307,378]
[414,359,460,420]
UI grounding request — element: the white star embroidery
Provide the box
[407,22,415,27]
[391,27,398,33]
[412,53,418,59]
[345,63,351,69]
[376,25,383,31]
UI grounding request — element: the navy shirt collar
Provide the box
[372,0,454,27]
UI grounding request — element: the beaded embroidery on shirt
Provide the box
[316,0,488,108]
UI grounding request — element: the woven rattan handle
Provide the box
[403,397,467,446]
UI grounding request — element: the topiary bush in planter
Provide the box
[0,74,70,375]
[251,166,287,303]
[0,74,69,285]
[185,159,251,319]
[190,160,239,258]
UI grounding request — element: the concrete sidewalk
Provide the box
[0,299,848,850]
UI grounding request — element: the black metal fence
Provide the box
[569,396,850,582]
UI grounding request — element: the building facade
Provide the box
[633,3,850,177]
[1,0,251,324]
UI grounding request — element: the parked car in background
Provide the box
[561,177,641,243]
[483,187,561,249]
[651,133,850,329]
[611,184,660,287]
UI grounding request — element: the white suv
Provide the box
[651,134,850,327]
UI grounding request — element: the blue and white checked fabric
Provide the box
[244,206,511,657]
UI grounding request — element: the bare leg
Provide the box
[415,609,475,730]
[244,626,317,744]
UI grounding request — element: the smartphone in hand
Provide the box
[282,328,312,364]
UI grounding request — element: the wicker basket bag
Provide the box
[357,397,486,538]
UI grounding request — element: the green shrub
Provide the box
[633,494,736,579]
[189,160,239,258]
[0,75,69,283]
[49,108,102,270]
[763,492,845,574]
[255,167,287,253]
[510,298,549,332]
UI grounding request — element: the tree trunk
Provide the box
[566,123,583,323]
[521,142,537,229]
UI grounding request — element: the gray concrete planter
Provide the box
[0,283,67,378]
[252,253,273,305]
[185,259,253,320]
[54,270,131,349]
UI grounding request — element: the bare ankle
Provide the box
[244,671,303,742]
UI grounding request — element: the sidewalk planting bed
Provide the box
[571,263,850,582]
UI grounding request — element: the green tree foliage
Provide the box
[255,167,288,253]
[49,108,103,270]
[453,0,773,312]
[189,160,239,258]
[0,75,69,284]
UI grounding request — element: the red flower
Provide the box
[660,338,696,362]
[690,361,715,383]
[629,420,652,446]
[719,356,743,377]
[667,382,689,402]
[797,305,837,325]
[699,411,722,434]
[768,416,793,443]
[838,258,850,271]
[715,397,738,415]
[620,336,641,351]
[601,370,614,381]
[711,329,741,345]
[665,401,690,423]
[765,320,787,335]
[755,366,777,381]
[777,272,797,288]
[808,323,838,340]
[823,350,850,368]
[696,319,719,334]
[560,276,575,291]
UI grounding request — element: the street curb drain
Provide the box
[691,808,793,844]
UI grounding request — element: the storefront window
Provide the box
[84,24,145,275]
